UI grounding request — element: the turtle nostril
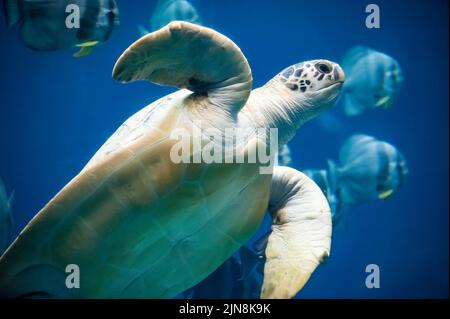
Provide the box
[315,62,333,74]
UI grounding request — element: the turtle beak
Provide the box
[333,64,345,84]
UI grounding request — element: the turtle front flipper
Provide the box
[113,21,253,115]
[261,166,332,299]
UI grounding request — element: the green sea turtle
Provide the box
[0,21,344,299]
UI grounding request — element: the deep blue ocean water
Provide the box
[0,0,448,298]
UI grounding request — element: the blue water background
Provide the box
[0,0,448,298]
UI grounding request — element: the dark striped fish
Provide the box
[4,0,119,57]
[328,134,408,205]
[341,46,403,116]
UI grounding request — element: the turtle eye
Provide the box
[315,62,332,74]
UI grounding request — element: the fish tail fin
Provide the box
[343,93,365,116]
[4,0,22,28]
[278,144,292,166]
[332,206,350,231]
[327,159,341,193]
[8,189,14,206]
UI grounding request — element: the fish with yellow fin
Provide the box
[185,135,408,299]
[4,0,119,57]
[341,46,403,116]
[328,134,408,205]
[73,41,99,57]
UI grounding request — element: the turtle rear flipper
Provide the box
[113,21,253,115]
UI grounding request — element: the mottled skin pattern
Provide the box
[0,22,342,299]
[279,61,342,93]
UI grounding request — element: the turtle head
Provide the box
[273,59,345,122]
[249,59,345,145]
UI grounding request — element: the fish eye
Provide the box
[315,62,332,74]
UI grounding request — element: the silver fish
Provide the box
[273,144,292,166]
[341,46,403,116]
[328,134,408,205]
[4,0,120,57]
